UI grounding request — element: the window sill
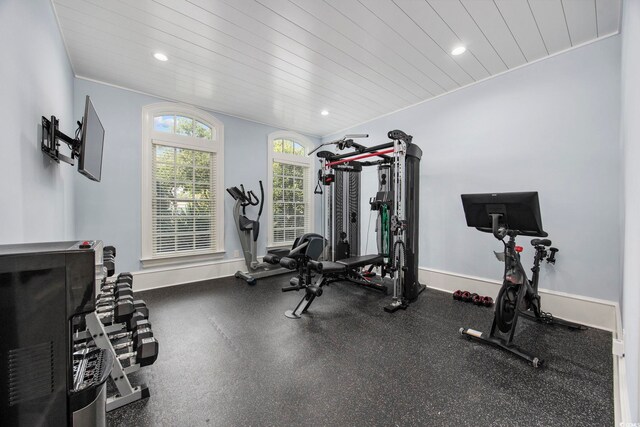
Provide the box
[140,250,225,268]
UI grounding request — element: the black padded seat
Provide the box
[337,254,384,269]
[318,261,347,274]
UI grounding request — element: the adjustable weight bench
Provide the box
[281,253,388,319]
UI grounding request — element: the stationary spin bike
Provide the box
[459,192,586,367]
[226,181,290,285]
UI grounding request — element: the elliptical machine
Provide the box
[459,192,586,367]
[226,181,290,285]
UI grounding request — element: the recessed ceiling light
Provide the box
[321,110,329,116]
[153,52,168,62]
[451,46,466,56]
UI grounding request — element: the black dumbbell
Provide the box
[96,293,134,308]
[133,300,149,318]
[96,292,132,305]
[96,298,135,324]
[111,329,154,353]
[98,289,133,305]
[78,330,156,367]
[103,248,116,276]
[116,337,159,367]
[132,327,153,343]
[115,286,134,299]
[103,283,133,299]
[126,312,147,330]
[108,325,153,344]
[102,278,131,288]
[117,274,133,285]
[101,281,131,292]
[133,318,152,331]
[123,317,152,333]
[104,246,117,257]
[104,261,115,277]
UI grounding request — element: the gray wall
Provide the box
[73,78,321,273]
[621,0,640,419]
[0,0,75,243]
[325,36,622,303]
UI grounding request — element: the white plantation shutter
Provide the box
[151,144,217,255]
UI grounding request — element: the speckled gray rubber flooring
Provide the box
[107,276,613,426]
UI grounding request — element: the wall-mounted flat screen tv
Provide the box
[78,95,105,182]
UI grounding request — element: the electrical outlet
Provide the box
[612,338,625,357]
[233,250,240,258]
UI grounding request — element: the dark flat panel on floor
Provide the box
[107,276,613,426]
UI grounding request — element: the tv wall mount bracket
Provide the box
[41,115,82,165]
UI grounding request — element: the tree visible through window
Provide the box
[152,145,216,254]
[154,114,215,140]
[268,133,314,246]
[272,161,306,243]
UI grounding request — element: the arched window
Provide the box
[141,103,224,265]
[267,131,314,247]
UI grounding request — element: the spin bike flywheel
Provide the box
[495,284,522,333]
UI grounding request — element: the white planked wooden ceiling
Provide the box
[52,0,621,137]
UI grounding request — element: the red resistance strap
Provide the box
[325,148,395,168]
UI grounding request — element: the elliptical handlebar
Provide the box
[245,191,259,207]
[257,181,264,220]
[227,182,263,216]
[226,186,247,202]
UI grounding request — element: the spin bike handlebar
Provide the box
[477,213,548,241]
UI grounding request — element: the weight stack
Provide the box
[328,164,361,261]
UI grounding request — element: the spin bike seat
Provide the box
[531,238,552,247]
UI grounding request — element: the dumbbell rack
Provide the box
[78,245,155,412]
[83,311,150,411]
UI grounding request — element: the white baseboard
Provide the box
[419,267,617,332]
[130,257,246,291]
[614,304,632,424]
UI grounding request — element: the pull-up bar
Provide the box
[325,148,395,168]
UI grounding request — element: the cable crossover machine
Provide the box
[280,130,426,317]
